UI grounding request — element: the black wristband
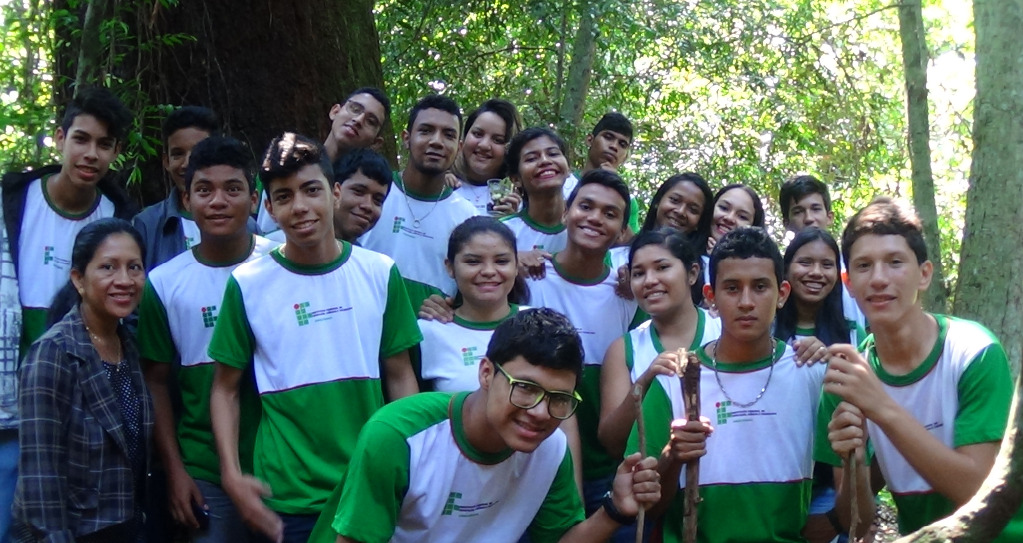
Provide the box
[601,491,637,525]
[825,508,845,534]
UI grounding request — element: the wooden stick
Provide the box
[680,348,701,543]
[848,450,859,541]
[633,383,646,543]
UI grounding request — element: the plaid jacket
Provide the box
[13,305,153,543]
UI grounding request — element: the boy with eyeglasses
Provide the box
[320,308,660,543]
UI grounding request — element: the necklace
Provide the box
[710,338,778,408]
[83,316,123,363]
[401,179,444,229]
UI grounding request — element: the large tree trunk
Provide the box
[556,0,598,161]
[952,0,1023,376]
[897,1,947,313]
[129,0,389,204]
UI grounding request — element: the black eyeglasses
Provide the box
[492,362,581,420]
[343,100,381,130]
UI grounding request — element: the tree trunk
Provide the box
[73,0,108,92]
[897,1,947,313]
[130,0,390,204]
[952,0,1023,376]
[556,0,598,160]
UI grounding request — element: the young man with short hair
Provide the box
[778,173,864,327]
[264,147,392,244]
[132,106,249,270]
[208,133,421,543]
[326,308,661,543]
[359,95,479,310]
[818,197,1022,540]
[1,86,135,356]
[138,136,275,542]
[562,113,640,236]
[527,169,642,539]
[256,87,391,234]
[634,226,872,543]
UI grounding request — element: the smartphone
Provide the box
[191,501,210,530]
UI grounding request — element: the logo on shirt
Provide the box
[442,492,499,517]
[460,346,479,366]
[201,305,218,328]
[294,301,352,326]
[533,244,545,250]
[42,246,69,267]
[715,401,776,425]
[392,216,405,233]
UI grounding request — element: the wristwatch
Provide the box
[601,490,637,525]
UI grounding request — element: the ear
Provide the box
[263,191,276,220]
[162,152,170,173]
[370,136,385,151]
[777,280,792,308]
[248,190,258,213]
[687,262,700,286]
[918,260,934,292]
[70,268,85,294]
[328,103,342,121]
[824,210,835,227]
[182,190,192,214]
[444,258,455,279]
[55,127,67,153]
[478,357,495,391]
[401,129,410,149]
[703,284,715,306]
[331,180,343,201]
[585,133,593,147]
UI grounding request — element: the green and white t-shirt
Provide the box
[419,305,523,393]
[628,341,826,542]
[624,309,722,382]
[500,213,567,253]
[790,320,866,350]
[207,242,422,514]
[17,177,115,353]
[136,236,277,485]
[359,175,479,310]
[815,314,1020,539]
[331,392,583,543]
[180,215,200,250]
[455,182,492,215]
[528,258,639,480]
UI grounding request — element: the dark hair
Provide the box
[454,99,524,181]
[505,127,568,179]
[591,112,634,141]
[708,226,783,289]
[566,169,631,227]
[61,86,133,143]
[346,87,391,121]
[406,94,462,134]
[713,184,765,229]
[46,218,145,326]
[487,308,584,382]
[161,106,219,147]
[779,174,831,221]
[775,227,848,346]
[333,148,392,189]
[841,197,927,268]
[185,136,255,193]
[628,228,700,307]
[642,172,714,236]
[260,132,333,191]
[447,216,529,306]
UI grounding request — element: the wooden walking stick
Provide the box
[633,383,647,543]
[847,450,859,542]
[679,348,701,543]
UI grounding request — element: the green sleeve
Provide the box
[207,276,255,369]
[629,307,649,331]
[381,265,424,358]
[954,343,1013,447]
[528,448,585,543]
[623,333,635,372]
[401,277,446,323]
[332,419,411,543]
[814,391,843,466]
[626,379,673,458]
[628,198,641,233]
[136,280,177,363]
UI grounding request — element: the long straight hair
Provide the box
[775,227,848,346]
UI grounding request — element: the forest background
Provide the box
[0,0,1021,539]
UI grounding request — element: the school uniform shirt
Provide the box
[207,242,422,514]
[17,178,115,354]
[527,258,639,481]
[136,236,276,485]
[628,341,826,542]
[789,321,867,350]
[331,392,583,543]
[624,309,722,382]
[359,175,479,311]
[419,305,524,393]
[815,314,1021,539]
[455,182,492,215]
[500,213,567,253]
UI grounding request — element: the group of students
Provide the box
[0,83,1017,543]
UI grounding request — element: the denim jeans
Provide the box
[193,479,251,543]
[0,429,17,543]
